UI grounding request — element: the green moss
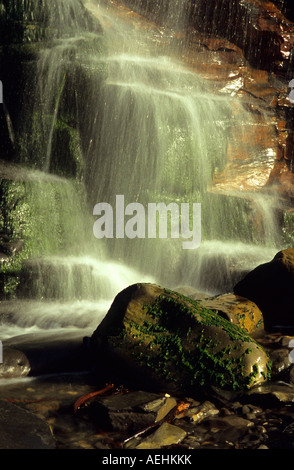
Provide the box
[111,286,271,391]
[161,288,256,343]
[0,177,95,299]
[282,210,294,247]
[50,119,84,179]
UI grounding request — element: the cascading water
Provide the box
[82,0,281,289]
[0,0,286,344]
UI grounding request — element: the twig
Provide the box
[73,383,114,413]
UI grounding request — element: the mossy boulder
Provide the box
[90,283,271,393]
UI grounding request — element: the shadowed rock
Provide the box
[0,400,55,449]
[234,248,294,332]
[1,330,92,378]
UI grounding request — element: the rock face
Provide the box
[90,283,271,393]
[189,0,294,72]
[234,248,294,331]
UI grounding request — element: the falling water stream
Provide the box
[0,0,284,347]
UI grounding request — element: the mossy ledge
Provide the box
[90,283,271,393]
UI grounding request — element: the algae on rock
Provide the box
[90,283,271,393]
[0,176,95,299]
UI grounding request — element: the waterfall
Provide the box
[1,0,286,340]
[123,0,192,29]
[81,0,281,285]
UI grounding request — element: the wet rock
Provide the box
[127,0,294,71]
[202,414,253,434]
[243,382,294,405]
[185,400,219,424]
[86,390,164,433]
[0,399,55,449]
[238,424,268,448]
[234,248,294,331]
[93,390,162,413]
[139,396,167,413]
[241,403,263,420]
[189,0,294,72]
[153,396,177,423]
[198,294,264,333]
[135,422,187,449]
[3,330,92,376]
[279,335,294,348]
[90,283,271,392]
[0,0,101,45]
[180,414,254,448]
[97,409,155,434]
[0,347,31,378]
[269,349,291,377]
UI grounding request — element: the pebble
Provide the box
[269,349,291,376]
[188,401,219,423]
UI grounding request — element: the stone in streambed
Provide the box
[2,329,92,377]
[0,347,31,378]
[135,422,187,449]
[185,400,219,424]
[86,391,165,433]
[0,400,55,449]
[234,248,294,332]
[242,382,294,406]
[90,283,271,392]
[192,414,254,447]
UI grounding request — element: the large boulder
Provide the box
[90,283,271,393]
[234,248,294,332]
